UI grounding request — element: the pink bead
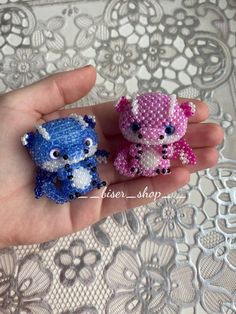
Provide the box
[114,92,197,177]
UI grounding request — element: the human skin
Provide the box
[0,65,224,247]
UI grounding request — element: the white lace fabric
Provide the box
[0,0,235,313]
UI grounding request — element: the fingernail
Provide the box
[83,64,93,69]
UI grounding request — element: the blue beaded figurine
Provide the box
[21,114,109,204]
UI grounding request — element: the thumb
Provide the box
[1,65,96,116]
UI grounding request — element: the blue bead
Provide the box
[165,125,175,135]
[22,115,109,204]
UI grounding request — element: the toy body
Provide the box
[114,92,196,177]
[22,114,108,204]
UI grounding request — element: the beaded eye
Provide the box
[50,148,61,160]
[84,138,93,147]
[165,125,175,135]
[130,122,141,133]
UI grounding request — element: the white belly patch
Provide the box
[140,149,161,169]
[72,167,92,190]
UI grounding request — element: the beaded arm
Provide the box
[95,149,109,164]
[114,143,139,177]
[157,144,174,158]
[35,168,57,199]
[173,138,197,165]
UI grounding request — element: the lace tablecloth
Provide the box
[0,0,236,313]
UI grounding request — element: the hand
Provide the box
[0,65,224,247]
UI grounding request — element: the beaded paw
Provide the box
[114,92,196,177]
[21,114,109,204]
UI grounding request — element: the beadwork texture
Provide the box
[21,114,109,204]
[114,92,196,177]
[1,1,235,313]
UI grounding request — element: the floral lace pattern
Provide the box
[146,191,196,240]
[54,239,101,287]
[0,249,52,313]
[105,238,196,313]
[0,0,235,313]
[3,48,46,89]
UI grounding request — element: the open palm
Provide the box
[0,66,223,247]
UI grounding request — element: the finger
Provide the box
[66,188,105,233]
[1,65,96,116]
[20,146,216,245]
[8,146,217,246]
[43,101,120,137]
[63,145,212,234]
[99,146,219,185]
[101,167,190,218]
[107,123,223,158]
[184,123,224,148]
[171,147,219,172]
[44,98,209,137]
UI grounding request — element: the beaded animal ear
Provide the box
[114,92,197,178]
[115,96,131,112]
[84,115,96,128]
[68,113,96,128]
[21,115,109,204]
[21,132,35,150]
[180,101,196,118]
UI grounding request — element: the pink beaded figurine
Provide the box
[114,92,197,177]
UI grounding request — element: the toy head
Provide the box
[115,92,196,145]
[21,114,98,172]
